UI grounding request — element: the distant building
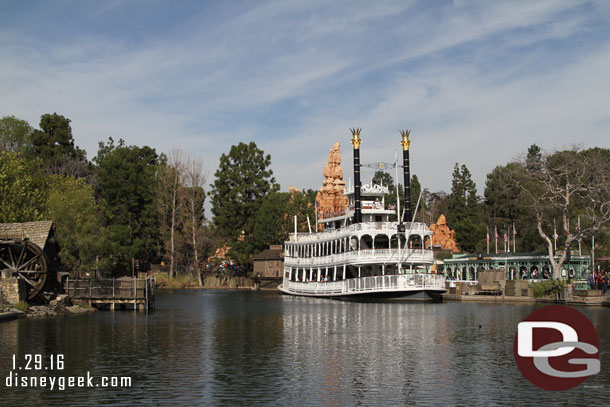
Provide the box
[443,252,591,281]
[251,245,284,279]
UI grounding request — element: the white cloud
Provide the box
[1,0,609,204]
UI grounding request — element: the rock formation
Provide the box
[430,214,459,253]
[315,142,348,221]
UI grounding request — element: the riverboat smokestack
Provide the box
[351,128,362,224]
[400,130,412,223]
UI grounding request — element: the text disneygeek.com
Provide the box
[5,371,132,390]
[4,354,131,391]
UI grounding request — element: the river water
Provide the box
[1,290,609,406]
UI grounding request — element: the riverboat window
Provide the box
[360,234,373,250]
[424,235,431,249]
[408,234,422,249]
[385,264,397,275]
[374,234,389,250]
[350,237,358,251]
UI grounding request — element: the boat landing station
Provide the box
[443,252,591,281]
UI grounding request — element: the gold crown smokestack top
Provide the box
[400,129,412,223]
[350,128,362,224]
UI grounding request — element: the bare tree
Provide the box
[183,154,207,286]
[157,147,186,278]
[511,148,610,279]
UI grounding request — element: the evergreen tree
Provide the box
[94,138,160,273]
[26,113,88,176]
[446,163,486,253]
[210,142,278,263]
[484,162,542,252]
[252,192,290,252]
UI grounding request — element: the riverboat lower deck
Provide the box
[279,273,446,301]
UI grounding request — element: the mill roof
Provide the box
[0,220,54,249]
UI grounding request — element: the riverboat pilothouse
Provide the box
[279,129,447,301]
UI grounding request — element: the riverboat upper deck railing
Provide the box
[284,273,445,295]
[288,221,432,243]
[285,248,434,266]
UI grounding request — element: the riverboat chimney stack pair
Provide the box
[350,128,412,225]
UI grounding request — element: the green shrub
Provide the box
[13,300,28,312]
[532,280,565,298]
[73,301,91,309]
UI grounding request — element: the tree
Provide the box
[0,152,47,222]
[157,148,186,278]
[0,115,33,153]
[446,163,486,253]
[510,147,610,279]
[210,142,278,263]
[410,174,429,222]
[94,139,160,273]
[484,161,542,252]
[428,191,450,225]
[26,113,88,176]
[252,192,291,252]
[251,188,315,254]
[287,188,316,230]
[181,153,207,284]
[46,175,104,275]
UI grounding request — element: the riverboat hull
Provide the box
[278,285,445,302]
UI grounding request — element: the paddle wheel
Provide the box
[0,238,48,300]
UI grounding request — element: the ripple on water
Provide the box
[1,291,610,406]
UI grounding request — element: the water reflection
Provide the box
[1,291,610,406]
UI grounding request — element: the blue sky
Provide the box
[2,0,609,197]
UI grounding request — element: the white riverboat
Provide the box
[278,129,446,301]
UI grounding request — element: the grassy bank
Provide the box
[152,271,257,290]
[152,272,202,289]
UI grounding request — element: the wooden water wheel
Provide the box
[0,239,48,300]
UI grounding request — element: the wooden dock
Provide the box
[65,277,155,311]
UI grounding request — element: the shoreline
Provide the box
[0,311,25,322]
[0,301,96,323]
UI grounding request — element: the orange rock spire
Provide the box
[430,214,459,253]
[315,142,348,221]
